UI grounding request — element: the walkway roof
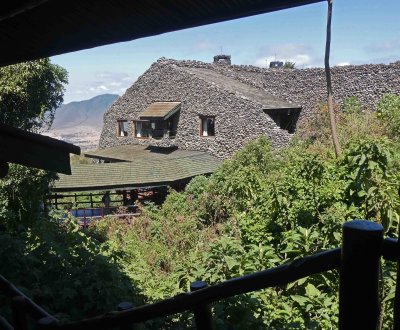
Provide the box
[85,145,211,162]
[54,147,220,192]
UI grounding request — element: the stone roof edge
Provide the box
[154,56,400,74]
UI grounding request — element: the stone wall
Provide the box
[99,58,400,158]
[171,58,400,120]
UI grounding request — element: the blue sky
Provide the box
[51,0,400,103]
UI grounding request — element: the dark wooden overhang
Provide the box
[0,123,80,175]
[0,0,324,67]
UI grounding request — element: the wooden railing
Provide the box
[0,274,55,330]
[1,220,400,330]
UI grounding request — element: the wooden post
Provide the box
[83,208,87,227]
[11,296,27,330]
[339,220,383,330]
[190,281,214,330]
[90,193,93,208]
[117,302,134,330]
[54,194,58,210]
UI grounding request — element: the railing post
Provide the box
[394,252,400,330]
[117,301,134,330]
[11,296,27,330]
[190,281,214,330]
[0,315,13,330]
[37,316,59,329]
[339,220,383,330]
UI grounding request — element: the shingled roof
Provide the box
[85,145,207,162]
[54,146,220,192]
[140,102,181,120]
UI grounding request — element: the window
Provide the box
[264,108,301,134]
[117,120,128,137]
[134,120,150,138]
[200,117,215,137]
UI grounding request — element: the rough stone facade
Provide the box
[99,59,293,159]
[99,58,400,159]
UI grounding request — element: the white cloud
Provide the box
[365,40,400,53]
[337,62,350,66]
[88,71,136,95]
[193,41,216,51]
[254,57,272,67]
[64,71,137,103]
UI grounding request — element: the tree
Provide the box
[0,58,67,132]
[0,59,68,228]
[283,61,295,69]
[324,0,341,157]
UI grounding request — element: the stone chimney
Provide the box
[269,61,283,68]
[213,54,231,66]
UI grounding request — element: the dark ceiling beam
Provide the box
[0,0,324,67]
[0,0,49,22]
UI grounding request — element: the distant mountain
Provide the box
[44,94,119,151]
[51,94,119,130]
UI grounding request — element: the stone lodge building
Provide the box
[99,56,400,159]
[99,55,302,159]
[55,56,400,193]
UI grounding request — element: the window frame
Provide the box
[133,120,151,139]
[117,120,129,137]
[199,116,215,137]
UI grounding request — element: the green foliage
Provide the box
[343,96,362,114]
[0,58,68,131]
[377,94,400,138]
[105,96,398,328]
[3,92,400,328]
[283,61,296,69]
[0,58,68,229]
[0,217,142,322]
[0,165,56,229]
[342,138,400,232]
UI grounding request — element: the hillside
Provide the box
[44,94,118,150]
[52,94,118,130]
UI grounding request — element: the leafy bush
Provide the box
[0,217,142,322]
[4,94,400,328]
[377,94,400,138]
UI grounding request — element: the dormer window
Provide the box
[138,102,181,139]
[263,108,301,134]
[200,116,215,137]
[117,120,128,137]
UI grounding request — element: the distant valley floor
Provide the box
[43,125,100,151]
